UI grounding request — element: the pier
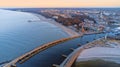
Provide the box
[4,34,83,67]
[3,33,105,67]
[60,38,104,67]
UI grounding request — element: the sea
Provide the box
[0,9,69,65]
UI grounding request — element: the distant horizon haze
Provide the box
[0,0,120,8]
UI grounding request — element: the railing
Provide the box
[3,34,83,67]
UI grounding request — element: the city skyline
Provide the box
[0,0,120,8]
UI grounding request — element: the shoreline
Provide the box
[32,13,80,37]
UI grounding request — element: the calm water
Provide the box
[0,9,69,64]
[17,33,105,67]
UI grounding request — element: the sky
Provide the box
[0,0,120,8]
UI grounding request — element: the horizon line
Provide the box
[1,7,120,9]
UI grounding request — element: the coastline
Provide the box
[32,13,80,37]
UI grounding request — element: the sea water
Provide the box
[0,9,68,65]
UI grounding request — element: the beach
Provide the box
[32,13,80,36]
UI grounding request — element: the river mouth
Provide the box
[74,59,120,67]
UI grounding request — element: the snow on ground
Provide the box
[77,47,120,62]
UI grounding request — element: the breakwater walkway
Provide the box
[4,33,105,67]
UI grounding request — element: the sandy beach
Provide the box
[33,13,80,37]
